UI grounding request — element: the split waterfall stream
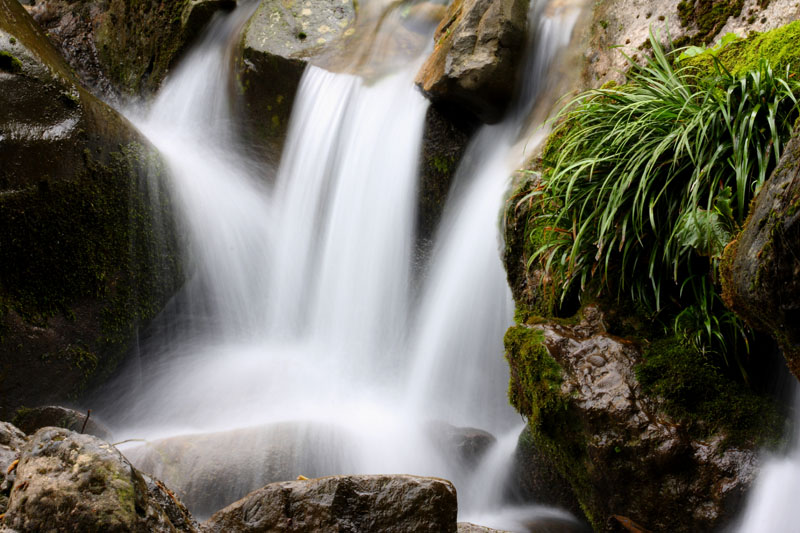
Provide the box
[97,0,586,529]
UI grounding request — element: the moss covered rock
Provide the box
[504,305,779,532]
[721,127,800,379]
[3,427,198,532]
[0,0,182,419]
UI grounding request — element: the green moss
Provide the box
[684,20,800,78]
[677,0,745,45]
[0,51,22,73]
[504,324,598,526]
[636,337,783,445]
[0,142,182,396]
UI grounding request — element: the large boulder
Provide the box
[3,427,198,532]
[25,0,235,100]
[0,0,182,419]
[722,130,800,379]
[237,0,356,163]
[415,0,530,124]
[504,306,772,532]
[202,474,458,533]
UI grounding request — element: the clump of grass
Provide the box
[525,30,800,375]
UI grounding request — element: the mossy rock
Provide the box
[0,0,182,419]
[504,306,777,532]
[683,19,800,77]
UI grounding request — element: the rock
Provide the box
[722,129,800,379]
[417,104,478,244]
[426,420,496,470]
[237,0,356,164]
[202,474,458,533]
[578,0,800,89]
[508,426,584,522]
[415,0,530,124]
[458,523,512,532]
[11,405,112,441]
[0,422,26,515]
[24,0,234,99]
[125,422,359,518]
[504,307,762,532]
[3,427,198,532]
[24,0,118,100]
[0,0,182,419]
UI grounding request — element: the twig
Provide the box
[80,409,91,434]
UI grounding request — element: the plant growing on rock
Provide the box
[524,30,800,374]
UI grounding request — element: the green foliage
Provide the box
[525,30,800,374]
[636,338,783,445]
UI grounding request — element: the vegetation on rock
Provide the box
[518,28,800,374]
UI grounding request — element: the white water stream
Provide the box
[101,0,584,529]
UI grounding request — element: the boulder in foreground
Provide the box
[203,474,458,533]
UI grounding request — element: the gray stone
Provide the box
[4,427,198,532]
[415,0,530,123]
[237,0,356,164]
[202,474,458,533]
[11,405,113,441]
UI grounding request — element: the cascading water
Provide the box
[98,0,584,529]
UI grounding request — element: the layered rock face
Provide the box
[0,0,181,418]
[415,0,530,124]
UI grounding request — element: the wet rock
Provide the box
[24,0,118,100]
[426,420,496,469]
[415,0,529,124]
[237,0,356,164]
[11,405,112,441]
[722,129,800,380]
[3,427,198,532]
[508,426,584,522]
[202,474,458,533]
[94,0,236,97]
[0,0,181,419]
[417,103,478,244]
[126,422,358,518]
[504,307,761,532]
[23,0,233,99]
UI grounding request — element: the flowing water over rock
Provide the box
[98,0,585,528]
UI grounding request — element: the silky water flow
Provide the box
[98,0,585,529]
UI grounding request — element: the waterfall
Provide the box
[99,0,584,528]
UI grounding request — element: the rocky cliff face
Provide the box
[0,0,182,418]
